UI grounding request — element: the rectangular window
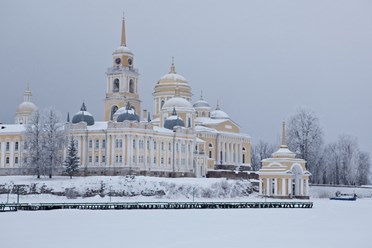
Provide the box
[115,155,118,163]
[95,156,99,163]
[119,155,122,163]
[102,140,106,149]
[95,140,99,149]
[6,142,9,151]
[147,140,150,149]
[133,156,136,163]
[161,142,164,151]
[89,140,92,149]
[89,156,92,163]
[133,139,136,148]
[15,142,19,151]
[15,157,18,164]
[161,157,164,164]
[119,139,122,148]
[6,157,9,164]
[153,156,156,164]
[153,141,157,150]
[102,156,105,163]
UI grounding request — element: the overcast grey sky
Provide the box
[1,0,371,152]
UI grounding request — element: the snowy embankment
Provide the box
[1,176,371,203]
[0,176,253,203]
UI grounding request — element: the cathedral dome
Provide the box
[164,108,185,130]
[17,101,37,114]
[116,102,139,122]
[162,96,193,109]
[193,94,211,109]
[157,62,189,85]
[72,102,95,126]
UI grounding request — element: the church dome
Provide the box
[164,108,185,130]
[157,62,188,85]
[193,93,211,109]
[162,96,193,109]
[116,102,139,122]
[113,45,133,55]
[72,102,95,126]
[210,109,229,119]
[17,101,37,114]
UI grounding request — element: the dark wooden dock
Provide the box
[0,201,313,212]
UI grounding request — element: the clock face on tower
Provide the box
[128,58,133,66]
[115,58,121,65]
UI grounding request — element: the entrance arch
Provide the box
[291,164,303,196]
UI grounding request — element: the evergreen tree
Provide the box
[64,137,80,179]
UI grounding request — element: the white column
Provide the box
[259,178,262,195]
[1,142,5,167]
[121,135,125,167]
[305,178,309,196]
[300,178,304,195]
[288,178,292,195]
[266,178,270,196]
[274,178,278,195]
[111,135,115,166]
[282,178,286,196]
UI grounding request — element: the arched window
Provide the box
[113,78,119,93]
[111,105,118,120]
[129,79,134,93]
[188,118,191,127]
[202,112,205,117]
[161,100,165,109]
[242,147,246,163]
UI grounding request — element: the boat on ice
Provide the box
[330,191,357,201]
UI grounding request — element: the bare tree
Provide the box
[251,140,276,171]
[25,110,43,178]
[42,108,65,178]
[287,108,323,182]
[356,151,371,185]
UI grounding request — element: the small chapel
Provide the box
[257,122,311,199]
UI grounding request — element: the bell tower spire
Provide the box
[121,13,126,46]
[280,120,288,148]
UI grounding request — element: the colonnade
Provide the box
[258,177,310,197]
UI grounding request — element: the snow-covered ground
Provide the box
[1,176,371,247]
[0,198,370,248]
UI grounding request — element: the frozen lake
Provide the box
[1,198,370,248]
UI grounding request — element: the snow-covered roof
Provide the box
[159,73,187,83]
[193,99,211,109]
[162,97,193,109]
[113,45,133,55]
[271,147,296,159]
[0,124,25,134]
[210,109,229,119]
[195,125,250,139]
[195,117,228,125]
[153,126,175,134]
[86,122,108,131]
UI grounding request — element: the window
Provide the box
[113,78,119,93]
[102,156,105,163]
[209,151,212,159]
[161,100,165,109]
[102,140,106,149]
[15,142,19,151]
[15,157,19,164]
[139,140,144,149]
[119,156,122,163]
[168,157,171,164]
[169,142,171,151]
[6,142,9,151]
[89,156,92,163]
[115,155,119,163]
[89,140,92,149]
[6,157,9,164]
[111,105,118,120]
[161,142,164,151]
[95,156,99,163]
[129,79,134,93]
[153,156,156,164]
[176,143,179,152]
[153,141,157,150]
[133,139,136,148]
[161,157,164,164]
[133,156,136,163]
[147,140,150,149]
[95,140,99,149]
[188,118,191,127]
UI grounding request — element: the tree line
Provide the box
[251,108,371,186]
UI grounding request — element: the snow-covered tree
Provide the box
[251,140,276,171]
[25,110,44,178]
[42,108,65,178]
[356,151,371,186]
[287,108,323,182]
[64,137,80,179]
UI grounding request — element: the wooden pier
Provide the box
[0,201,313,212]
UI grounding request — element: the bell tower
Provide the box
[104,16,141,121]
